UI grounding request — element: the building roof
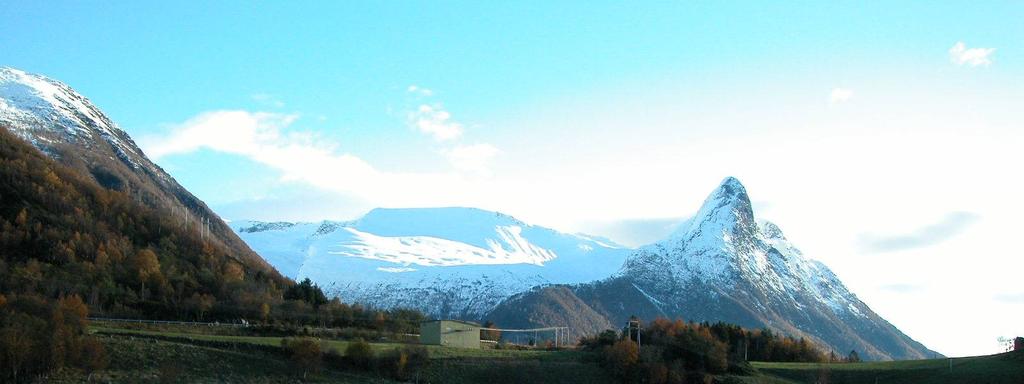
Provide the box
[420,319,481,327]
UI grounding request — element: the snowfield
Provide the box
[231,207,631,318]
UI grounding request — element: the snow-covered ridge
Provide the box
[238,207,625,270]
[232,207,632,318]
[625,177,866,319]
[0,67,144,169]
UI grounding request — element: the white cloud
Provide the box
[409,104,463,141]
[144,111,301,159]
[250,93,285,108]
[142,110,499,208]
[443,143,500,174]
[949,42,995,67]
[407,85,433,97]
[402,88,500,173]
[830,88,853,104]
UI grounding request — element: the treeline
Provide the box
[582,317,845,383]
[269,279,427,334]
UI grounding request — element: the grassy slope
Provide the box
[88,326,612,384]
[48,333,390,383]
[752,351,1024,384]
[80,324,1021,384]
[92,326,583,361]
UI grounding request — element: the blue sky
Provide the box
[2,2,1023,356]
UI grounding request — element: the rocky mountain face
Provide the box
[0,67,278,275]
[486,178,938,360]
[231,207,631,319]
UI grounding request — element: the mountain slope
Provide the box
[487,178,937,361]
[0,67,275,275]
[0,126,288,319]
[485,285,615,340]
[231,207,631,319]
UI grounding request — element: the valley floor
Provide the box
[46,323,612,384]
[40,322,1022,384]
[753,351,1024,384]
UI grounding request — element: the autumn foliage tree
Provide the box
[604,339,640,379]
[0,126,290,324]
[584,317,830,383]
[482,320,502,341]
[0,293,106,382]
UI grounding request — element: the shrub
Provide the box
[603,339,640,379]
[281,337,323,378]
[345,338,374,369]
[581,329,620,351]
[378,344,429,381]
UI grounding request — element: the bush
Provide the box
[603,339,640,379]
[581,329,619,351]
[345,338,375,369]
[377,344,429,381]
[281,337,323,378]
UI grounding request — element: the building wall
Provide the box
[420,321,442,345]
[419,320,480,349]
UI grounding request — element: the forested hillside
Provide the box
[0,126,288,320]
[0,125,430,381]
[0,67,278,281]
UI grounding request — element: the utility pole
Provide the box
[627,319,641,352]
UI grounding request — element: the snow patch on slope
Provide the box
[332,225,556,266]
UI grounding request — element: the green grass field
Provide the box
[78,323,1022,384]
[752,351,1024,384]
[85,324,611,384]
[91,325,583,361]
[50,332,393,383]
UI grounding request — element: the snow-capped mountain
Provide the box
[2,67,933,360]
[623,177,862,317]
[231,207,631,318]
[0,67,146,169]
[0,67,277,273]
[488,177,937,360]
